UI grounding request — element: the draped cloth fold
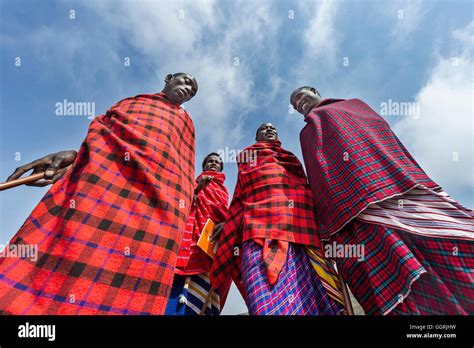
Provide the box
[0,93,195,315]
[300,98,439,240]
[300,98,473,314]
[241,241,343,315]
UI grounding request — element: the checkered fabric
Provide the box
[210,141,323,292]
[257,238,289,285]
[0,93,195,314]
[300,98,439,240]
[333,220,474,315]
[241,240,344,315]
[175,171,228,276]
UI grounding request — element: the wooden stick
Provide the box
[199,288,214,315]
[0,165,72,191]
[0,172,46,191]
[333,259,354,315]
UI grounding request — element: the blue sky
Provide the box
[1,0,472,314]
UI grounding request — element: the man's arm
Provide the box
[6,150,78,187]
[193,175,213,199]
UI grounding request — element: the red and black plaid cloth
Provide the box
[210,141,323,292]
[334,220,474,315]
[175,171,228,276]
[300,98,439,240]
[0,93,195,314]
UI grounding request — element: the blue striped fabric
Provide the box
[241,240,344,315]
[165,273,220,315]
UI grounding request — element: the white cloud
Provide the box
[302,0,340,63]
[83,0,281,150]
[283,0,341,140]
[383,0,428,42]
[88,0,216,61]
[394,21,473,204]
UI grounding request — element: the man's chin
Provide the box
[303,106,314,116]
[168,97,183,106]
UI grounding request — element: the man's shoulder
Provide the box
[111,93,167,107]
[309,98,375,115]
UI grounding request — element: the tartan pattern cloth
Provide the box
[300,98,439,240]
[253,237,346,307]
[332,219,474,315]
[164,273,221,315]
[210,141,323,292]
[388,272,473,315]
[256,238,289,285]
[241,240,344,315]
[175,171,228,276]
[0,93,195,315]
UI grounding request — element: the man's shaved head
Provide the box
[172,72,198,89]
[290,86,322,116]
[161,72,198,106]
[290,86,320,102]
[256,123,278,142]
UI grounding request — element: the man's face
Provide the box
[203,155,223,172]
[290,87,321,116]
[163,73,198,105]
[256,123,278,142]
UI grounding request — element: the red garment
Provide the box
[210,141,322,292]
[175,171,228,275]
[254,238,289,286]
[334,220,474,315]
[300,98,473,315]
[300,98,438,240]
[0,93,195,315]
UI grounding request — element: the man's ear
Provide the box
[164,74,173,83]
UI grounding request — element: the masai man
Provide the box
[165,153,231,315]
[290,87,474,315]
[210,123,345,315]
[0,73,198,315]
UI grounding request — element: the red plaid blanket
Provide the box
[0,93,195,314]
[175,171,228,275]
[334,220,474,315]
[210,141,322,292]
[300,98,438,240]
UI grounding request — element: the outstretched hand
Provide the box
[193,175,214,199]
[7,150,77,187]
